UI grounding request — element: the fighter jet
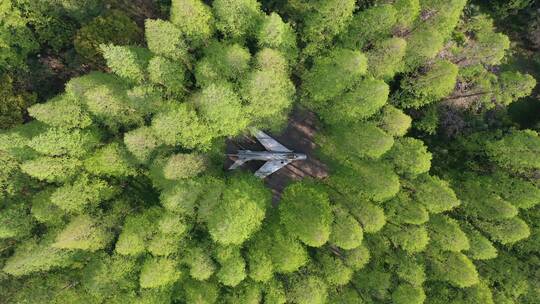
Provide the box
[228,129,307,178]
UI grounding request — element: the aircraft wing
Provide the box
[228,157,247,170]
[252,129,291,152]
[255,160,291,178]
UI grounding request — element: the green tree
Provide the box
[83,84,147,131]
[245,239,273,282]
[28,127,100,158]
[410,174,461,214]
[496,71,536,105]
[101,44,152,84]
[477,250,536,302]
[327,287,363,304]
[425,280,495,304]
[489,173,540,210]
[456,15,510,66]
[0,74,36,129]
[147,56,186,95]
[377,105,412,137]
[382,0,420,29]
[318,122,394,161]
[302,48,367,105]
[385,193,429,225]
[193,82,248,137]
[329,205,363,250]
[286,276,328,304]
[264,279,287,304]
[52,214,111,251]
[455,174,519,220]
[194,42,251,86]
[386,224,430,253]
[162,153,207,180]
[396,60,459,108]
[341,4,397,50]
[27,94,91,129]
[111,86,160,129]
[301,0,356,54]
[476,217,531,245]
[170,0,214,46]
[151,103,213,149]
[427,214,470,252]
[346,201,387,233]
[242,49,294,129]
[74,10,141,63]
[257,13,298,62]
[159,178,209,216]
[123,126,160,164]
[352,266,392,301]
[395,255,425,286]
[31,188,65,226]
[10,0,79,52]
[50,174,117,213]
[0,0,38,69]
[316,251,353,286]
[485,130,540,172]
[463,226,498,260]
[247,214,309,274]
[279,181,333,247]
[183,279,219,304]
[184,244,217,280]
[318,79,389,125]
[384,137,432,176]
[206,174,270,245]
[329,159,400,203]
[1,2,539,303]
[428,251,479,288]
[139,257,180,288]
[145,19,188,61]
[21,156,81,183]
[3,236,77,276]
[81,254,138,300]
[420,0,467,38]
[403,29,444,70]
[225,282,263,304]
[443,66,535,111]
[392,284,426,304]
[115,207,161,256]
[367,37,407,80]
[83,142,137,177]
[484,0,534,18]
[0,202,33,239]
[212,0,262,41]
[147,212,187,257]
[215,246,247,287]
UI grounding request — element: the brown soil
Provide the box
[225,108,329,204]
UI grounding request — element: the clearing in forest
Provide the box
[225,108,328,202]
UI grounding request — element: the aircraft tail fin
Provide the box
[229,158,247,170]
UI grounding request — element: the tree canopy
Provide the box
[0,1,539,303]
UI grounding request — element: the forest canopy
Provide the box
[1,0,539,303]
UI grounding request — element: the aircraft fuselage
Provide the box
[236,150,307,162]
[228,129,308,178]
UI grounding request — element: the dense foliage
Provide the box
[1,0,539,303]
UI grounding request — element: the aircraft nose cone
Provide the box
[298,154,307,160]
